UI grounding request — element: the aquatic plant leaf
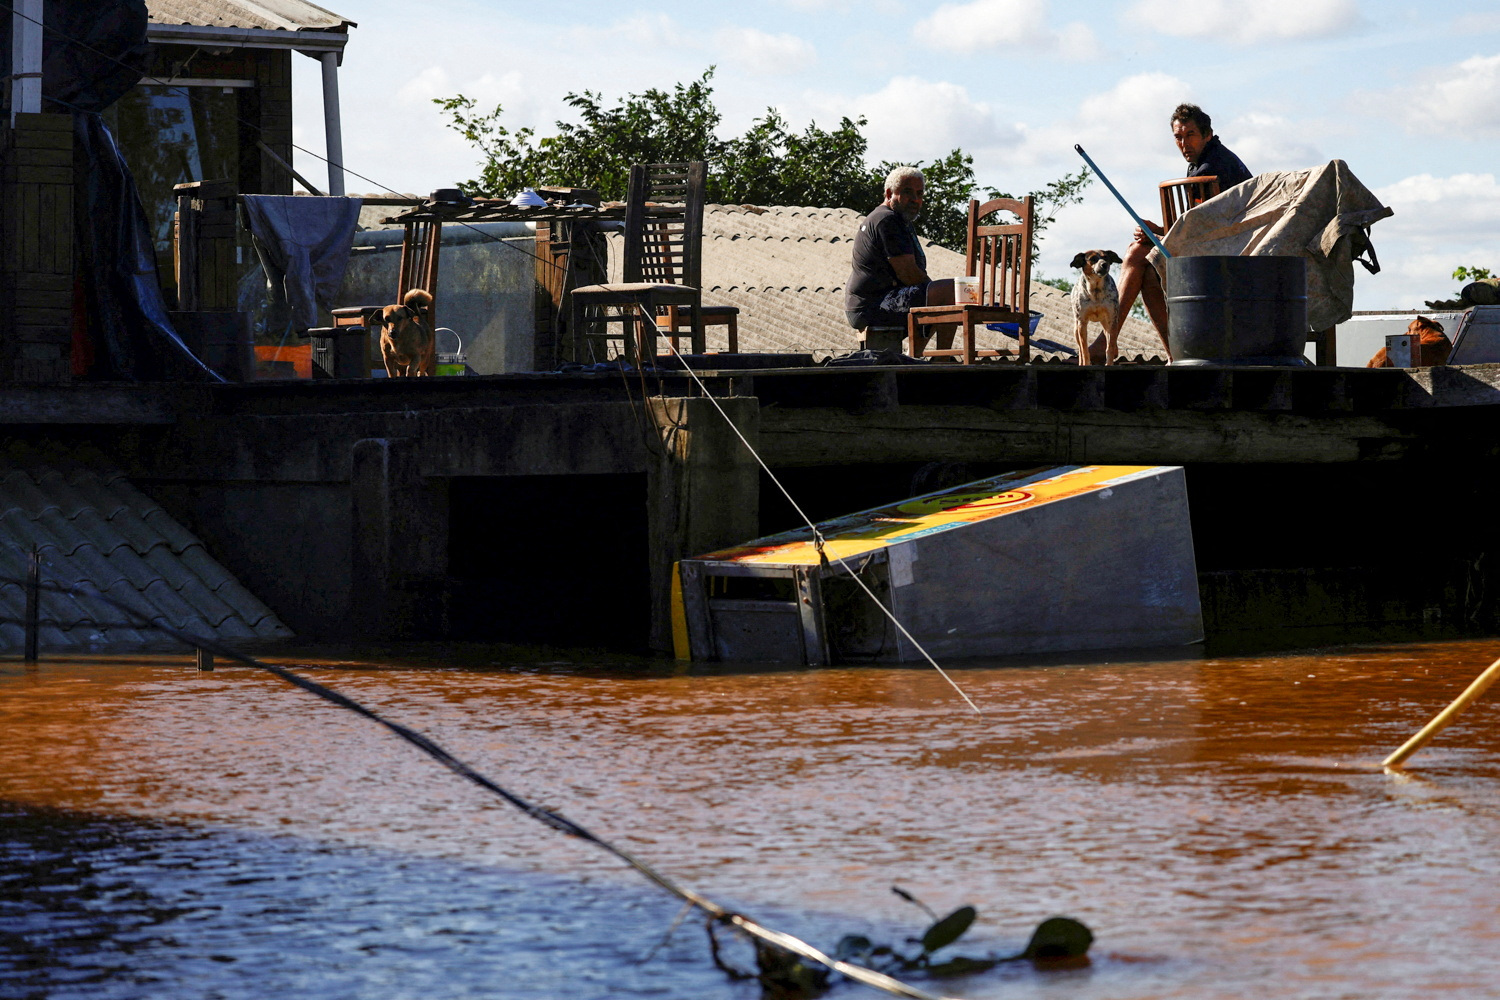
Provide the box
[1020,916,1093,960]
[920,905,977,953]
[925,955,999,977]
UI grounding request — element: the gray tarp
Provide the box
[1151,160,1394,331]
[243,195,363,335]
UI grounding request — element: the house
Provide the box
[119,0,356,296]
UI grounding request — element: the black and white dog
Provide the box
[1069,249,1123,366]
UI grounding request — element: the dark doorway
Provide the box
[448,474,650,649]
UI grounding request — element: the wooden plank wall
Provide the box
[0,113,75,383]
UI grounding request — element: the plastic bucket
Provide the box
[1165,256,1308,366]
[434,327,468,376]
[953,276,981,305]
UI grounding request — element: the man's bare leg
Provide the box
[1139,268,1171,357]
[1109,230,1172,360]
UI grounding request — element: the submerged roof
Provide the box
[610,204,1164,360]
[0,449,293,654]
[146,0,354,33]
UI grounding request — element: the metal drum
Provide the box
[1166,256,1308,365]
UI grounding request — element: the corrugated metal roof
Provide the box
[0,448,293,654]
[606,204,1165,359]
[146,0,353,32]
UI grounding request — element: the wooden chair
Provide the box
[1159,175,1220,230]
[907,195,1035,364]
[570,162,707,364]
[661,304,738,354]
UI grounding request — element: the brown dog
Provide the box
[375,288,434,377]
[1365,315,1451,368]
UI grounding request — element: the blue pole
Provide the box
[1074,144,1172,259]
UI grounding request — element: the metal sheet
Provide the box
[678,465,1203,663]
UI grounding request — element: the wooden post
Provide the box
[172,180,240,312]
[196,648,215,671]
[1383,656,1500,768]
[23,546,40,664]
[646,396,761,652]
[1,112,75,383]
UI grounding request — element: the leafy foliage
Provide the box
[1453,265,1493,282]
[434,69,1088,255]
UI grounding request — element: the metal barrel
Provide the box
[1165,256,1309,366]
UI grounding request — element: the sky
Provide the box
[291,0,1500,308]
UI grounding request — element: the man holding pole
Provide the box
[1108,104,1251,359]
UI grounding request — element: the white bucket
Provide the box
[954,276,981,305]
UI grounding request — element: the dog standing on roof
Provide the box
[374,287,434,377]
[1069,250,1124,365]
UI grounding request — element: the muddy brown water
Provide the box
[3,640,1500,999]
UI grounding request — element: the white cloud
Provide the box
[829,76,1020,164]
[1016,71,1194,173]
[915,0,1052,52]
[1453,12,1500,34]
[1364,54,1500,138]
[1126,0,1359,45]
[1374,173,1500,244]
[913,0,1101,60]
[1221,112,1322,172]
[1055,21,1105,62]
[714,27,817,76]
[1356,173,1500,307]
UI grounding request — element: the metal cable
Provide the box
[0,575,952,1000]
[636,308,983,715]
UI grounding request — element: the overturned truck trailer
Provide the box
[672,465,1203,665]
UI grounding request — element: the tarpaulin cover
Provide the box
[0,0,150,114]
[73,113,222,382]
[243,195,363,337]
[1152,160,1394,331]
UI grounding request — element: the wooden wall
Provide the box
[138,43,292,196]
[0,113,75,383]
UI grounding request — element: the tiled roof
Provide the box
[608,204,1166,359]
[0,448,293,654]
[146,0,353,32]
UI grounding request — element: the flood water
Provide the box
[3,639,1500,1000]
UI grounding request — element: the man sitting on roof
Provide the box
[845,166,955,352]
[1108,103,1252,359]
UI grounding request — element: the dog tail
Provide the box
[402,288,433,314]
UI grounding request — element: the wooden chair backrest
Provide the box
[966,195,1034,314]
[1159,175,1220,230]
[622,161,707,288]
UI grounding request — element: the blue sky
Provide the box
[293,0,1500,307]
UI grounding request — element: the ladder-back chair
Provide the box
[570,162,706,364]
[907,195,1035,364]
[1159,175,1220,230]
[328,214,440,376]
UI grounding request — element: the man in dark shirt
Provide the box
[845,166,954,351]
[1108,103,1251,360]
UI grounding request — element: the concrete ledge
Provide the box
[0,385,183,424]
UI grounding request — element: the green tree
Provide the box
[434,68,1087,256]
